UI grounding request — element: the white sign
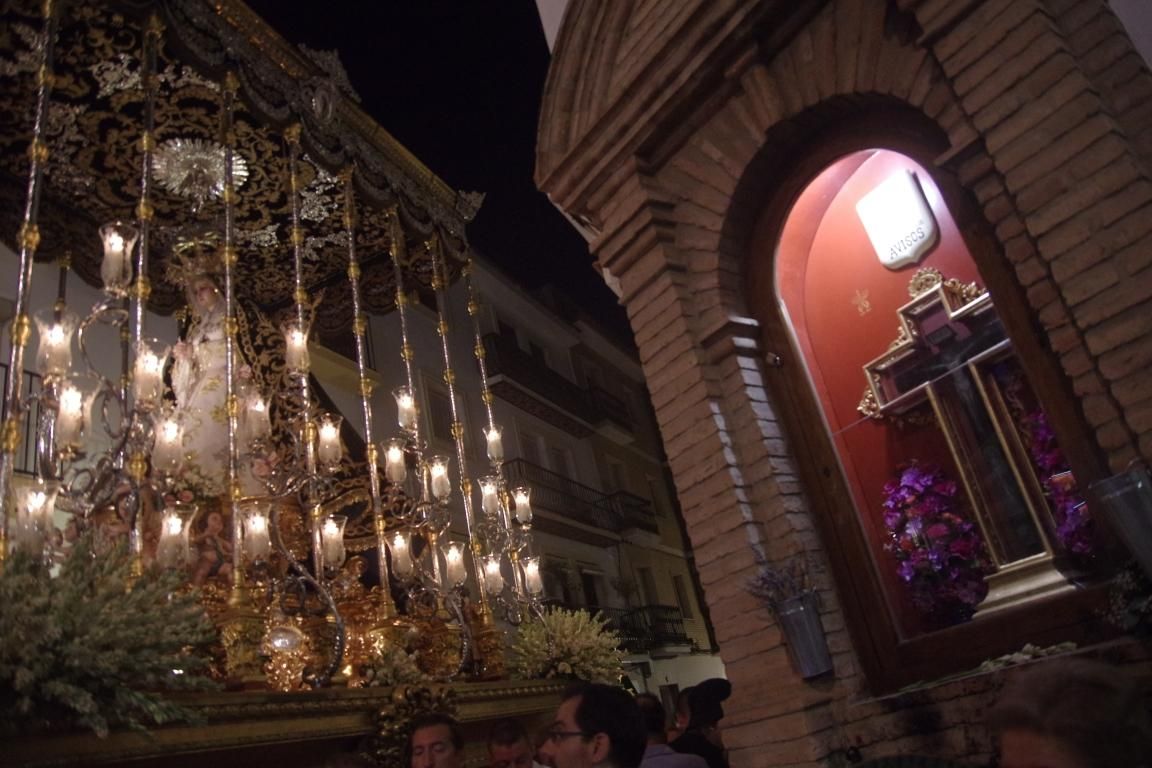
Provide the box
[855,170,938,270]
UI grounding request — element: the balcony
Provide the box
[482,333,596,432]
[598,490,657,533]
[601,604,691,655]
[482,333,635,440]
[504,458,618,531]
[503,458,656,536]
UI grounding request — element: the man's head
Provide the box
[537,683,645,768]
[685,679,731,730]
[409,713,464,768]
[634,694,667,745]
[487,718,535,768]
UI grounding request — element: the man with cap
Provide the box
[635,694,708,768]
[668,678,730,768]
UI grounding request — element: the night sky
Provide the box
[243,0,631,339]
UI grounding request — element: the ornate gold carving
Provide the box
[222,610,267,682]
[469,617,507,681]
[907,266,944,297]
[857,388,882,420]
[262,619,310,692]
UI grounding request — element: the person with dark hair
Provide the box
[669,679,730,768]
[635,694,707,768]
[537,682,647,768]
[988,657,1152,768]
[409,712,465,768]
[488,717,541,768]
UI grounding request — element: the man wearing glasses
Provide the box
[537,683,647,768]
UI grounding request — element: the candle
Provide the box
[394,386,417,432]
[133,339,168,410]
[55,382,85,451]
[483,555,505,595]
[480,475,500,517]
[282,321,310,373]
[316,414,342,468]
[34,308,77,379]
[244,504,271,562]
[512,486,533,525]
[444,542,466,586]
[390,531,413,578]
[485,425,504,464]
[156,506,189,569]
[522,556,543,595]
[18,478,59,540]
[321,515,346,569]
[428,455,451,501]
[151,409,183,478]
[245,391,271,441]
[99,221,137,296]
[384,437,407,484]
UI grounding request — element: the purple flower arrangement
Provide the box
[883,462,990,625]
[1021,409,1093,557]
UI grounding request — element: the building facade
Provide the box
[537,1,1152,764]
[355,256,725,696]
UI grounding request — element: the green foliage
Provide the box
[0,536,219,738]
[511,607,624,684]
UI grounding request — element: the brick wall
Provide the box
[538,1,1152,765]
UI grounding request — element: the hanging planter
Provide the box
[1089,465,1152,580]
[748,558,834,680]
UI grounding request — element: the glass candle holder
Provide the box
[243,502,272,563]
[151,406,184,481]
[428,455,451,501]
[390,530,413,579]
[394,386,417,433]
[512,486,533,525]
[521,556,543,595]
[316,413,343,470]
[383,437,407,484]
[99,221,138,297]
[480,475,500,517]
[239,384,272,444]
[321,514,347,570]
[281,319,310,374]
[54,375,100,458]
[12,477,60,556]
[483,555,505,595]
[156,502,194,569]
[444,541,467,586]
[33,307,78,379]
[133,337,170,412]
[485,425,504,464]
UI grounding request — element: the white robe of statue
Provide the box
[170,275,262,499]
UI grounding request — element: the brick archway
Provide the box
[538,1,1152,763]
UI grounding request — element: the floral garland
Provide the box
[883,462,990,625]
[511,607,624,684]
[1020,409,1093,556]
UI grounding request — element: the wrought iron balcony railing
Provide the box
[482,333,635,435]
[503,458,656,534]
[482,333,597,423]
[600,604,690,653]
[597,490,657,533]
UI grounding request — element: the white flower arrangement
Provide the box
[364,638,429,687]
[512,607,624,684]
